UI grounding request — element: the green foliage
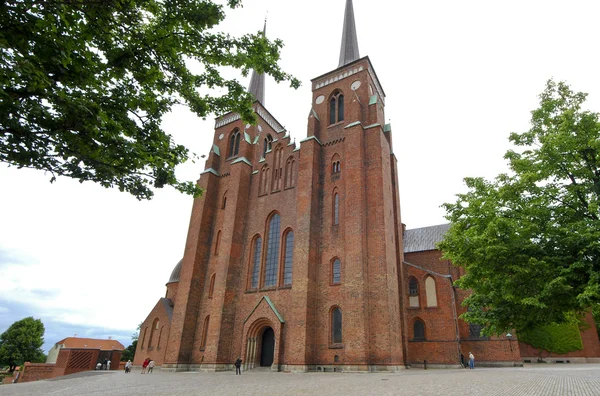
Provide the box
[519,322,583,355]
[0,317,46,372]
[121,340,137,362]
[0,0,300,200]
[439,80,600,335]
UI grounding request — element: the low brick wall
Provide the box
[19,363,56,383]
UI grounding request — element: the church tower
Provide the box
[148,0,406,372]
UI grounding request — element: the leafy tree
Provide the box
[0,317,46,372]
[0,0,299,200]
[121,340,137,362]
[440,80,600,335]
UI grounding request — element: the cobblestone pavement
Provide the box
[1,364,599,396]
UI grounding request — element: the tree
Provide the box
[439,80,600,335]
[121,322,141,361]
[0,317,46,372]
[0,0,300,200]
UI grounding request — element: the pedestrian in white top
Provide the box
[148,360,155,373]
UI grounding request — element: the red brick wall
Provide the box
[135,299,172,366]
[18,363,55,383]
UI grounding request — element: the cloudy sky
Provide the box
[1,0,600,353]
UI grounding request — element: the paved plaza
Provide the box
[1,364,599,396]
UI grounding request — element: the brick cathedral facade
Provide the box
[134,1,600,371]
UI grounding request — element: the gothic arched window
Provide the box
[409,277,419,308]
[282,230,294,286]
[250,236,262,289]
[264,213,281,287]
[332,258,341,284]
[208,273,216,298]
[329,92,344,125]
[200,315,210,351]
[425,276,438,307]
[331,307,343,344]
[228,129,241,157]
[333,193,339,225]
[263,134,273,157]
[413,319,425,341]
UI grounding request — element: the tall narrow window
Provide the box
[214,231,221,255]
[425,276,437,307]
[331,308,342,344]
[228,129,241,157]
[414,319,425,340]
[329,92,344,125]
[285,158,295,188]
[263,134,273,157]
[222,192,227,209]
[148,318,159,347]
[208,273,216,298]
[272,145,283,191]
[332,258,341,284]
[282,231,294,286]
[200,315,210,351]
[409,277,419,307]
[334,193,339,225]
[264,214,281,287]
[141,327,148,349]
[157,326,163,349]
[251,237,262,289]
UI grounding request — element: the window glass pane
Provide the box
[251,237,262,289]
[414,320,425,340]
[264,214,281,287]
[338,95,344,121]
[283,232,294,285]
[332,308,342,343]
[234,133,240,156]
[332,259,341,284]
[330,97,336,124]
[409,278,418,296]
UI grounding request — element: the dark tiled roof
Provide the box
[403,224,451,253]
[159,298,174,322]
[167,259,182,284]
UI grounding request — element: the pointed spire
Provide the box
[248,18,267,104]
[338,0,360,67]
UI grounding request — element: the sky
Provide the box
[1,0,600,354]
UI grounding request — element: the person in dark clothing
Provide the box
[103,358,108,370]
[460,353,466,368]
[235,357,242,375]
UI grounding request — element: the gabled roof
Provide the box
[403,223,451,253]
[55,337,125,351]
[159,297,174,322]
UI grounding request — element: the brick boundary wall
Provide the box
[18,362,56,383]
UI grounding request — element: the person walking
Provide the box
[468,352,475,369]
[107,359,111,371]
[103,358,108,370]
[234,357,242,375]
[125,360,132,373]
[148,359,155,373]
[141,358,150,374]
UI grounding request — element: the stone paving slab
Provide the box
[0,364,599,396]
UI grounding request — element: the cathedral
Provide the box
[134,1,600,371]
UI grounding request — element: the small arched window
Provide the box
[141,327,148,349]
[413,319,425,340]
[208,273,216,298]
[282,231,294,286]
[425,276,437,307]
[214,230,221,255]
[250,236,262,289]
[285,157,295,188]
[333,193,339,225]
[264,214,281,287]
[200,315,210,350]
[228,129,241,157]
[272,145,283,191]
[263,134,273,157]
[331,307,343,344]
[260,165,270,195]
[409,277,419,307]
[222,192,227,209]
[332,258,341,284]
[329,92,344,125]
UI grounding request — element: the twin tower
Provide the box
[136,0,409,372]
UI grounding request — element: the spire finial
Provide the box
[248,19,267,104]
[338,0,360,67]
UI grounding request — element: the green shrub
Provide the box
[519,322,583,354]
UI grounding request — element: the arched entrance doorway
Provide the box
[260,327,275,367]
